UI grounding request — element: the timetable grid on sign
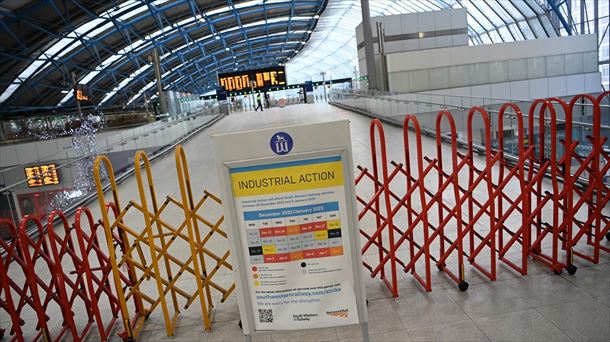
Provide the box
[246,203,344,264]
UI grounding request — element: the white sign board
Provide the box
[213,120,368,340]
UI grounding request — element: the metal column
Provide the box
[71,72,83,117]
[361,0,377,91]
[580,0,585,34]
[376,21,388,92]
[152,49,168,115]
[320,71,327,101]
[594,0,598,34]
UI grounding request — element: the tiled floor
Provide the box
[2,103,609,341]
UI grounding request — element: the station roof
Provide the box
[287,0,589,84]
[0,0,326,112]
[0,0,600,113]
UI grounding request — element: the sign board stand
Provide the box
[213,120,369,341]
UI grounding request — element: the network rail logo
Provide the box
[326,308,349,318]
[270,132,293,155]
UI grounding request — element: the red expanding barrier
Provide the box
[0,212,118,341]
[2,147,234,341]
[357,93,610,296]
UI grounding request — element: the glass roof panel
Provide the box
[485,1,514,22]
[507,23,524,40]
[511,1,537,17]
[498,26,514,42]
[518,20,536,39]
[497,2,526,20]
[527,17,545,38]
[540,15,558,37]
[2,0,607,108]
[287,0,580,84]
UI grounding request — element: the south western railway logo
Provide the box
[326,309,348,318]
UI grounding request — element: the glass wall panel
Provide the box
[489,60,509,83]
[449,65,471,87]
[546,55,565,77]
[429,67,450,90]
[508,58,528,80]
[565,53,584,74]
[528,56,547,79]
[470,63,490,84]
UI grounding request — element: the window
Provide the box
[601,46,609,60]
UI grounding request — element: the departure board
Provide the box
[25,164,60,187]
[218,67,287,92]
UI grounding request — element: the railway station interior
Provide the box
[1,0,609,341]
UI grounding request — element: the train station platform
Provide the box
[3,103,607,342]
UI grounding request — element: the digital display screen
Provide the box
[76,89,89,101]
[75,84,92,103]
[218,66,287,92]
[25,164,60,187]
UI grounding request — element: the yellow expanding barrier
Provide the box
[93,146,235,340]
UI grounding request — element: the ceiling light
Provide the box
[225,47,230,51]
[60,90,70,94]
[301,41,306,44]
[307,30,312,33]
[215,35,220,40]
[314,15,319,19]
[233,56,236,58]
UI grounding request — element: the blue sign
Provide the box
[270,132,293,155]
[304,81,313,92]
[216,86,227,101]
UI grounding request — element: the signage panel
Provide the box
[229,155,358,330]
[213,120,368,340]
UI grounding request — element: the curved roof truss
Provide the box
[0,0,326,111]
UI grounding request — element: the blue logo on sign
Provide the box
[270,132,293,155]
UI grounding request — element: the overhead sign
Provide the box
[213,120,368,339]
[25,164,60,187]
[218,66,287,92]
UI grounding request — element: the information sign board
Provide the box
[213,120,368,341]
[24,164,60,187]
[218,66,287,92]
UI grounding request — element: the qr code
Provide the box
[258,309,274,323]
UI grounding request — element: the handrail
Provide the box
[330,91,610,189]
[331,90,610,131]
[336,89,610,109]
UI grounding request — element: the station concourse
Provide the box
[96,104,610,342]
[1,1,610,341]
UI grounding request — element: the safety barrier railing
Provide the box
[331,89,610,177]
[93,146,234,340]
[0,213,118,341]
[356,92,610,296]
[1,146,234,341]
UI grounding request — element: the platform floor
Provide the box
[4,103,609,341]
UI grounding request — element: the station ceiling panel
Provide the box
[0,0,327,111]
